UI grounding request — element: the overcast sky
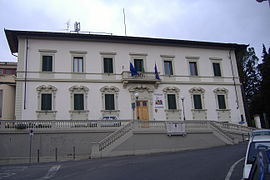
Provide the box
[0,0,269,62]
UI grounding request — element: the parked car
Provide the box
[250,129,270,138]
[248,149,270,180]
[242,135,270,179]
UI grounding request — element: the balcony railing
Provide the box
[121,71,161,87]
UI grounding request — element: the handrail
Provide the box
[98,121,134,151]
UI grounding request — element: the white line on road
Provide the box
[225,157,245,180]
[39,165,61,180]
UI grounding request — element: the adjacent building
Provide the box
[0,62,16,120]
[5,29,247,124]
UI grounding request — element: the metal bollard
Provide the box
[55,148,58,162]
[73,146,75,160]
[37,149,40,163]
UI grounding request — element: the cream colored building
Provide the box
[5,29,247,124]
[0,62,16,120]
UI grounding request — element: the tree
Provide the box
[259,45,270,126]
[237,47,262,126]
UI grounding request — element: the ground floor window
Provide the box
[74,94,84,110]
[41,94,52,110]
[167,94,177,110]
[105,94,115,110]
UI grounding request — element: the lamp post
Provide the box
[181,96,186,121]
[133,92,139,121]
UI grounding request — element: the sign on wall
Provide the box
[154,93,164,108]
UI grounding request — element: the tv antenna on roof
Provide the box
[74,21,81,32]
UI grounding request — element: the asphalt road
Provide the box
[0,143,247,180]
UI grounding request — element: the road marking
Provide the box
[40,165,61,180]
[0,166,27,179]
[225,157,245,180]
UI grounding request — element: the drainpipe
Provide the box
[24,38,29,109]
[229,49,239,109]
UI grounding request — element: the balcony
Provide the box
[121,71,161,88]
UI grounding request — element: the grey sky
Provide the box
[0,0,269,62]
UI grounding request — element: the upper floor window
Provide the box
[41,94,52,110]
[213,62,222,77]
[103,58,113,73]
[134,59,144,72]
[167,94,177,110]
[164,61,173,76]
[189,62,198,76]
[73,57,84,73]
[105,94,115,110]
[42,55,53,72]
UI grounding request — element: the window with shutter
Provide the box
[105,94,115,110]
[41,94,52,110]
[167,94,177,110]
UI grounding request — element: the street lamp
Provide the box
[132,92,139,121]
[181,96,186,121]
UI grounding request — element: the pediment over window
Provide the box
[69,85,89,92]
[163,87,180,93]
[100,86,119,93]
[189,87,205,94]
[36,85,57,92]
[213,88,228,94]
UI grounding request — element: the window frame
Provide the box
[39,50,57,73]
[100,86,119,112]
[74,93,84,110]
[189,87,206,110]
[70,51,87,73]
[105,93,115,110]
[189,61,198,76]
[103,57,114,74]
[69,85,89,111]
[167,94,177,110]
[130,53,147,73]
[193,94,203,110]
[41,93,52,111]
[73,56,84,73]
[36,85,57,112]
[164,60,174,76]
[212,62,222,77]
[213,88,229,110]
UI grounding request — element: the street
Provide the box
[0,143,247,180]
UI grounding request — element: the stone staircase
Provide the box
[90,120,254,158]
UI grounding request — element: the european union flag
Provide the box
[155,64,160,80]
[130,62,138,76]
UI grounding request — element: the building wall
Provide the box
[15,38,246,123]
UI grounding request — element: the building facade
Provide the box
[0,62,16,120]
[5,30,247,124]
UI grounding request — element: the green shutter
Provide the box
[104,58,113,73]
[193,95,202,109]
[41,94,52,110]
[42,56,52,72]
[218,95,226,109]
[167,94,176,109]
[74,94,84,110]
[105,94,115,110]
[213,63,221,76]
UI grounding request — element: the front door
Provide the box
[136,100,149,127]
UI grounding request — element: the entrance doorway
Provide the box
[136,100,149,128]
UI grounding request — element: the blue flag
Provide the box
[130,62,138,76]
[154,64,160,80]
